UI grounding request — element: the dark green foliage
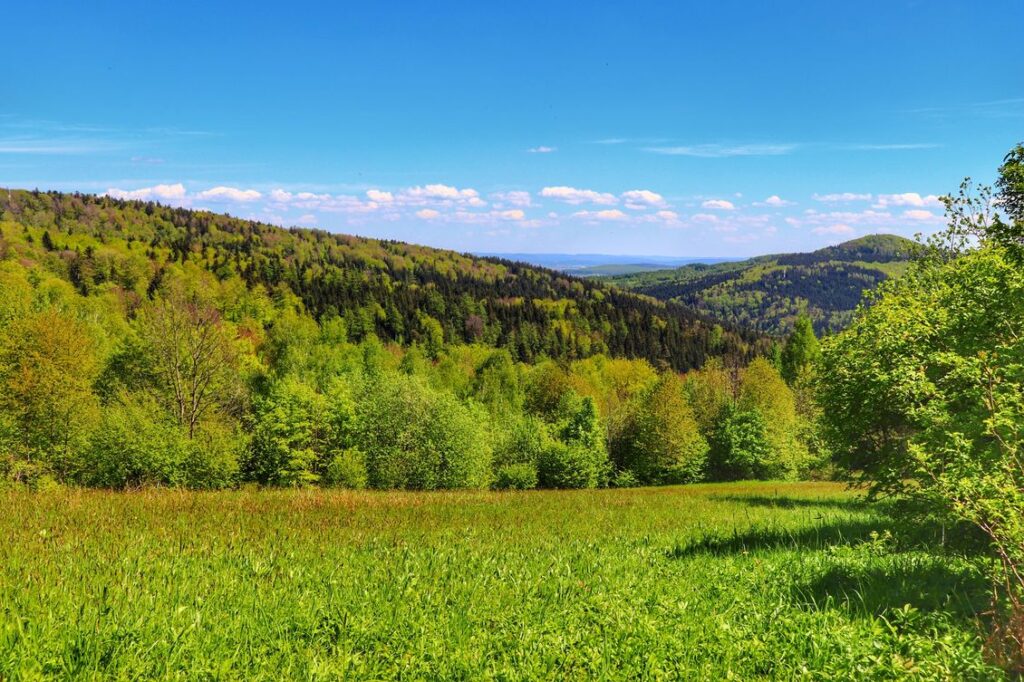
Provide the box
[709,407,772,480]
[612,235,917,334]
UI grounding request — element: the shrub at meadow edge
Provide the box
[817,144,1024,667]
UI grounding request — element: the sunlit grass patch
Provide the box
[0,482,1003,679]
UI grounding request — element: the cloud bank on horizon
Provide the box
[97,180,948,255]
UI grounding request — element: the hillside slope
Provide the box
[0,189,765,370]
[610,235,918,335]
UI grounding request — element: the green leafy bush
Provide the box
[708,407,772,481]
[325,448,368,489]
[493,462,538,490]
[612,374,708,484]
[357,373,493,489]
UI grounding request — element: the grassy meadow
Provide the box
[0,482,1003,680]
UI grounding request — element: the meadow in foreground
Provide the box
[0,482,1003,680]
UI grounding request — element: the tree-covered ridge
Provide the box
[610,234,918,335]
[0,189,764,371]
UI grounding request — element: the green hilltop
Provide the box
[609,234,919,335]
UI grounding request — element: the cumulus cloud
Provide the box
[104,183,187,202]
[812,224,855,235]
[812,192,872,202]
[755,195,794,207]
[573,209,629,221]
[196,186,262,202]
[415,208,440,219]
[366,189,394,203]
[903,209,940,221]
[541,186,617,205]
[873,192,942,208]
[499,209,525,220]
[621,189,666,209]
[527,146,556,153]
[701,199,735,210]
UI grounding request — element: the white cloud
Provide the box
[269,189,294,203]
[406,184,480,201]
[903,209,940,221]
[492,191,532,207]
[540,186,617,205]
[366,189,394,203]
[813,192,872,202]
[415,208,440,219]
[691,213,720,223]
[701,199,735,210]
[499,209,525,220]
[297,214,317,225]
[527,146,556,153]
[812,224,855,235]
[645,143,797,158]
[573,209,629,221]
[655,210,679,221]
[104,183,187,202]
[196,186,262,202]
[621,189,666,209]
[756,195,794,207]
[873,192,942,208]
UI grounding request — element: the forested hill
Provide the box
[0,189,765,371]
[609,234,918,335]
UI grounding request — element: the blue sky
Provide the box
[3,1,1022,256]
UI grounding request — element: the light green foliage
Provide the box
[0,483,1000,678]
[493,462,538,490]
[0,309,100,475]
[472,348,524,413]
[324,448,368,489]
[357,373,493,489]
[537,394,610,488]
[247,378,329,486]
[612,373,709,484]
[84,394,240,489]
[818,148,1024,663]
[738,358,808,478]
[781,314,820,384]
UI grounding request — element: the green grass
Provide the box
[0,482,1003,679]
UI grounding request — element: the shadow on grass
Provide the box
[667,492,992,619]
[666,518,888,558]
[795,558,989,618]
[709,494,870,511]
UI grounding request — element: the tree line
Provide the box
[0,193,820,491]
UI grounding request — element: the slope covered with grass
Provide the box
[0,483,1000,679]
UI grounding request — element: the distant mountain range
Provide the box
[607,235,918,335]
